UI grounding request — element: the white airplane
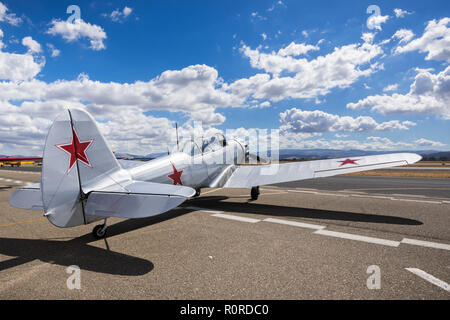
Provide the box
[9,109,421,239]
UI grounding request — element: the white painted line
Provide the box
[288,190,318,194]
[401,238,450,251]
[351,194,393,200]
[4,179,12,182]
[392,198,441,204]
[314,229,400,247]
[264,218,325,230]
[315,192,349,197]
[260,188,283,192]
[201,188,222,196]
[405,268,450,292]
[14,180,23,184]
[443,201,450,204]
[211,213,261,223]
[260,192,288,196]
[185,206,224,214]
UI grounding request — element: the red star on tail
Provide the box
[56,129,93,173]
[168,164,183,185]
[338,158,359,166]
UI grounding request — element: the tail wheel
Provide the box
[194,188,201,197]
[251,186,260,200]
[93,224,107,239]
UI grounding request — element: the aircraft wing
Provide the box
[221,153,421,188]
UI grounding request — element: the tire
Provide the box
[251,186,259,200]
[93,224,107,239]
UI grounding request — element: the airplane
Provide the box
[8,108,422,239]
[0,157,42,167]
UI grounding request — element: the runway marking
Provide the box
[351,194,393,200]
[288,189,349,197]
[201,188,223,196]
[185,206,224,214]
[282,188,448,204]
[0,217,46,228]
[260,192,289,196]
[264,218,325,230]
[405,268,450,292]
[313,229,400,247]
[401,238,450,251]
[211,213,260,223]
[391,198,442,204]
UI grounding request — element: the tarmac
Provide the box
[0,168,449,299]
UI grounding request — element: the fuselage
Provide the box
[127,139,246,189]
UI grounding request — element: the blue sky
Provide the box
[0,0,449,155]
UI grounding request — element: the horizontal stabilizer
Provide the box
[8,183,43,211]
[85,181,196,218]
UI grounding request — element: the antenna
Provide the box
[175,122,179,151]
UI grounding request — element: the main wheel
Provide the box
[194,188,201,197]
[251,186,260,200]
[92,224,107,239]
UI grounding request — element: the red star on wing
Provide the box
[338,158,360,166]
[168,164,183,185]
[56,129,93,174]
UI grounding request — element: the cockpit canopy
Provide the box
[179,133,227,156]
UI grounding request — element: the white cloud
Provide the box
[0,44,44,81]
[261,33,267,41]
[236,39,383,101]
[22,36,41,53]
[0,2,22,26]
[394,8,412,18]
[279,108,415,134]
[277,42,320,57]
[47,19,107,51]
[392,29,414,44]
[415,138,445,147]
[347,66,450,119]
[367,14,389,31]
[395,18,450,62]
[105,6,133,22]
[383,84,398,92]
[46,43,60,57]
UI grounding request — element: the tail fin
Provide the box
[41,108,123,227]
[40,108,195,228]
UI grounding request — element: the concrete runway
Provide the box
[0,169,449,299]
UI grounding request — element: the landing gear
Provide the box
[251,186,260,200]
[92,219,107,239]
[194,188,201,197]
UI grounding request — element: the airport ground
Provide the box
[0,168,449,299]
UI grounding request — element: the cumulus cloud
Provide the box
[415,138,445,147]
[104,6,133,22]
[279,108,415,134]
[0,2,22,26]
[394,8,412,18]
[383,84,398,92]
[347,66,450,119]
[47,19,107,51]
[236,39,383,101]
[0,46,44,81]
[395,18,450,62]
[46,43,60,57]
[367,14,389,31]
[22,36,41,53]
[392,29,414,44]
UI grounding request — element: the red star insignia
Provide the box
[56,129,93,174]
[168,163,183,185]
[338,158,359,166]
